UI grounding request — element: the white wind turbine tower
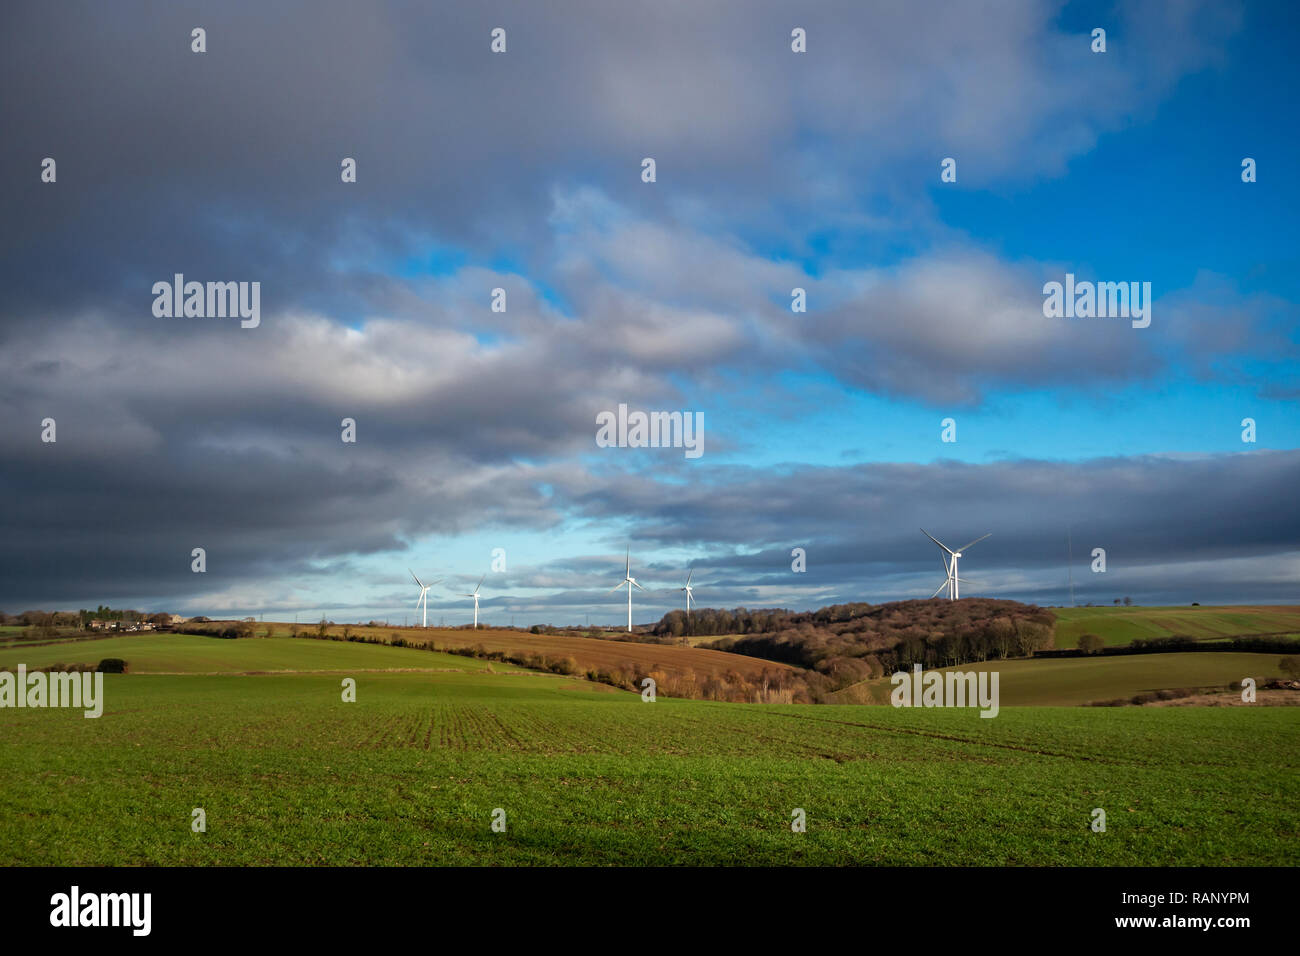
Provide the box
[678,569,696,615]
[678,569,698,638]
[609,549,645,632]
[409,569,442,627]
[463,574,485,629]
[921,530,991,600]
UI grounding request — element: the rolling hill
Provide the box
[829,652,1291,707]
[1051,605,1300,648]
[0,636,1295,865]
[171,624,802,702]
[0,633,504,675]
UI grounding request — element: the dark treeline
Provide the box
[655,604,876,638]
[1039,635,1300,658]
[1,607,170,627]
[660,599,1055,688]
[177,620,256,640]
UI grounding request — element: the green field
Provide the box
[0,633,507,675]
[1051,604,1300,648]
[1,635,1297,865]
[831,653,1290,706]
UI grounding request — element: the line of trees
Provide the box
[0,607,174,628]
[1041,634,1300,658]
[666,599,1056,691]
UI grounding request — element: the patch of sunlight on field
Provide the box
[1051,605,1300,648]
[0,634,503,674]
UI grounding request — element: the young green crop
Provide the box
[2,661,1295,866]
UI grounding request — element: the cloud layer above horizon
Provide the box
[1,0,1296,620]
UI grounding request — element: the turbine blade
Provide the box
[625,549,630,576]
[608,582,627,593]
[409,568,424,588]
[956,533,991,553]
[632,580,646,591]
[930,580,949,599]
[475,573,485,594]
[920,529,954,554]
[685,569,693,586]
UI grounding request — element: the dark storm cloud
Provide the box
[0,435,572,609]
[561,451,1299,565]
[0,0,1268,411]
[536,450,1300,608]
[0,0,1236,317]
[6,431,1292,609]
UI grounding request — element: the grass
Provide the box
[0,625,86,643]
[0,638,1296,866]
[1051,605,1300,648]
[0,633,507,674]
[830,652,1290,706]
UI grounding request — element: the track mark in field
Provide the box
[462,705,527,751]
[512,710,597,754]
[432,703,480,751]
[455,705,485,750]
[482,709,530,751]
[359,714,405,749]
[445,705,465,750]
[426,703,459,750]
[757,710,1123,765]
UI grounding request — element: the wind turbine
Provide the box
[609,549,645,632]
[409,569,442,628]
[678,569,698,638]
[463,574,485,629]
[921,530,990,600]
[678,569,696,614]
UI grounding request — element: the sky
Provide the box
[1,0,1297,625]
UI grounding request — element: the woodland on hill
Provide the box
[656,599,1056,686]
